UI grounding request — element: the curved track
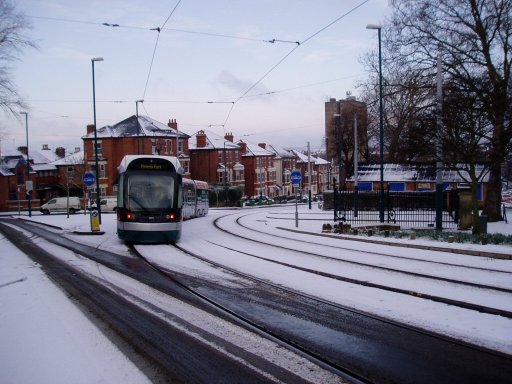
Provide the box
[210,210,512,318]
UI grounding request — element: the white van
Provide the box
[40,196,82,214]
[88,197,117,212]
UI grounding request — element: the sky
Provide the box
[1,0,390,155]
[1,205,511,382]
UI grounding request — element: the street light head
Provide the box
[366,24,382,30]
[91,57,104,62]
[20,111,27,116]
[136,99,144,103]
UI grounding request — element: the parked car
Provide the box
[246,195,274,206]
[40,196,82,215]
[88,197,117,212]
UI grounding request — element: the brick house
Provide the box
[189,130,245,193]
[0,150,34,211]
[81,115,190,197]
[265,144,297,199]
[237,140,276,198]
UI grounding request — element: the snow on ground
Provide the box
[0,227,151,384]
[0,205,511,383]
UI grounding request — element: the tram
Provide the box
[116,155,184,243]
[182,178,209,219]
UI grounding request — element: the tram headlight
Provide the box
[166,213,175,221]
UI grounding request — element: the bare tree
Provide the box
[387,0,512,221]
[0,0,34,114]
[358,46,436,163]
[443,82,492,233]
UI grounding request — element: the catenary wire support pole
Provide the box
[136,100,144,155]
[366,24,384,223]
[436,53,443,231]
[308,141,312,209]
[354,113,359,218]
[20,112,31,217]
[91,57,103,224]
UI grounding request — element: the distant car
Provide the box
[88,197,117,212]
[40,196,82,215]
[246,195,274,206]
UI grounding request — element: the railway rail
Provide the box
[2,215,512,383]
[211,211,512,318]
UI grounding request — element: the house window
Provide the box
[100,164,106,178]
[178,140,184,154]
[17,172,24,185]
[151,139,158,155]
[218,152,223,163]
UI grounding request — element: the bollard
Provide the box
[410,232,416,240]
[448,235,455,243]
[367,229,373,237]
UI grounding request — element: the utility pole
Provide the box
[307,141,312,209]
[436,54,443,231]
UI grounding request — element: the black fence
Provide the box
[332,185,459,229]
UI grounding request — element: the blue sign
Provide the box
[83,172,96,186]
[290,170,302,185]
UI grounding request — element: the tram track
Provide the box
[134,235,512,383]
[2,217,512,383]
[0,218,362,383]
[210,212,512,317]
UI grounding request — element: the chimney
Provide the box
[196,130,207,148]
[55,147,65,158]
[87,124,95,134]
[238,141,247,154]
[224,132,234,142]
[258,143,266,149]
[168,119,178,130]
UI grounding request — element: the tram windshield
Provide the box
[127,174,175,211]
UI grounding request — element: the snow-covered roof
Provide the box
[30,148,61,164]
[238,140,274,157]
[291,150,316,164]
[347,164,490,183]
[188,130,240,151]
[266,144,295,159]
[51,151,84,166]
[82,115,190,140]
[31,163,57,171]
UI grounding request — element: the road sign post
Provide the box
[290,170,302,228]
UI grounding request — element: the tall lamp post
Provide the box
[136,99,144,154]
[366,23,385,223]
[91,57,103,224]
[20,112,32,217]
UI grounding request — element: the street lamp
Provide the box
[366,23,385,223]
[91,57,103,224]
[20,111,32,217]
[333,113,342,185]
[135,99,144,154]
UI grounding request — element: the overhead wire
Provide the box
[222,0,371,128]
[26,15,293,44]
[141,0,183,100]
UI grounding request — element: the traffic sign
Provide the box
[290,170,302,185]
[83,172,96,187]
